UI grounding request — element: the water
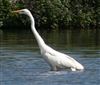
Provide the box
[0,29,100,85]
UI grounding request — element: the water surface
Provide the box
[0,29,100,85]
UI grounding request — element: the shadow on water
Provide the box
[0,28,100,85]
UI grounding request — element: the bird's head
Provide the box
[12,9,31,15]
[12,9,35,25]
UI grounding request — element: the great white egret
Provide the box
[13,9,84,71]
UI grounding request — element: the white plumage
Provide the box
[13,9,84,71]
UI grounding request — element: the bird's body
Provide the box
[13,9,84,71]
[40,44,84,71]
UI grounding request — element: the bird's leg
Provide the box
[50,66,57,71]
[71,68,76,71]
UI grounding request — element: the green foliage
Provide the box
[0,0,12,27]
[0,0,26,28]
[0,0,100,29]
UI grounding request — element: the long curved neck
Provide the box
[27,12,46,49]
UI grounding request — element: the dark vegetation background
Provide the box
[0,0,100,29]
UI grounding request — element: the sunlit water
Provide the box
[0,29,100,85]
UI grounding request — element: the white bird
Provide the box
[13,9,84,71]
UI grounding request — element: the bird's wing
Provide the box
[44,46,76,67]
[44,45,82,68]
[43,45,83,70]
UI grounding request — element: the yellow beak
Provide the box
[12,10,20,13]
